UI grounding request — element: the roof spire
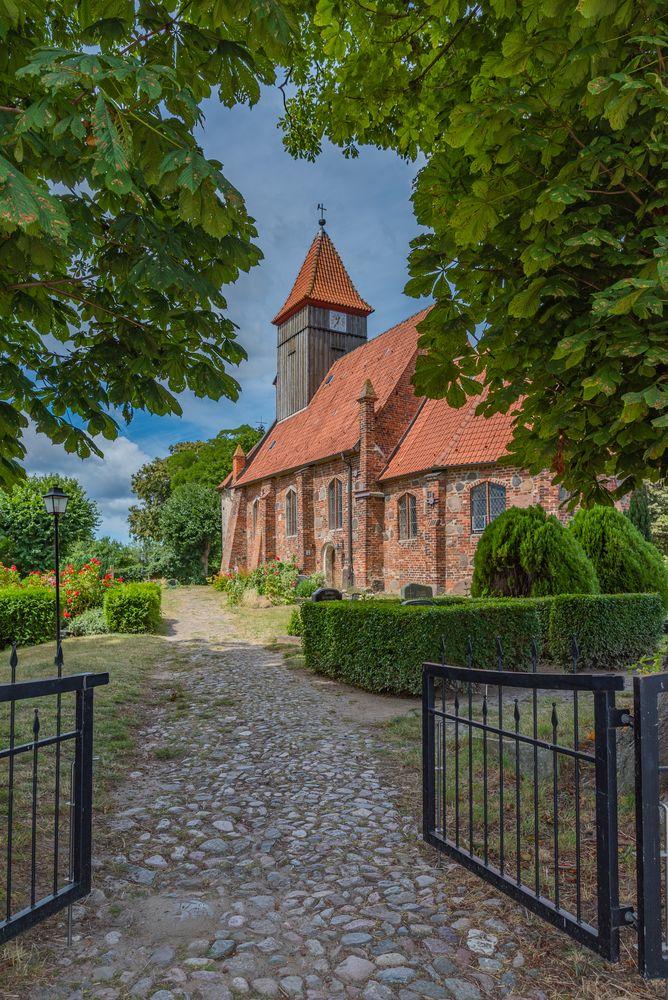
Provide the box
[317,202,327,228]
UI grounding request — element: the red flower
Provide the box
[63,611,70,618]
[10,565,16,572]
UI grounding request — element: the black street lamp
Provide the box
[43,485,69,672]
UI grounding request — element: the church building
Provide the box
[218,223,569,594]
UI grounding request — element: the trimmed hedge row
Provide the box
[301,598,543,695]
[0,586,56,647]
[548,593,665,669]
[301,593,665,694]
[103,583,162,634]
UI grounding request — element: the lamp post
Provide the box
[43,485,69,672]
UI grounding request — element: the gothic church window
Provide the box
[328,478,343,530]
[471,482,506,533]
[285,489,298,537]
[252,498,259,535]
[398,493,418,540]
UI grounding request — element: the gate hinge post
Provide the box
[612,904,637,929]
[608,708,633,728]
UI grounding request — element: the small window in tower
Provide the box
[268,440,277,450]
[325,374,335,385]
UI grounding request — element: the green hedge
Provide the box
[0,586,56,647]
[301,599,543,695]
[548,593,665,668]
[301,593,666,692]
[104,583,162,634]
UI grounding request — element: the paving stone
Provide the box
[24,589,541,1000]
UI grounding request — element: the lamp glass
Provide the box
[43,486,70,516]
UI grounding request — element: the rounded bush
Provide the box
[471,505,598,598]
[569,505,668,608]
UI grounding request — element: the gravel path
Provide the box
[36,589,542,1000]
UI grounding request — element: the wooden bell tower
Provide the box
[272,213,373,422]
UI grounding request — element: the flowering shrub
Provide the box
[0,562,21,587]
[61,558,124,618]
[213,558,300,606]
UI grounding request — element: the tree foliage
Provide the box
[0,1,303,486]
[471,505,598,598]
[159,483,221,581]
[286,0,668,503]
[648,481,668,554]
[570,505,668,608]
[128,424,261,543]
[627,484,653,541]
[0,475,99,574]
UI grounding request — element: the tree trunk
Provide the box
[201,538,211,579]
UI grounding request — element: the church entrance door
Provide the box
[322,543,341,588]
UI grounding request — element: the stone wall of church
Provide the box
[380,465,566,595]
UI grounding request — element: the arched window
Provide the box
[471,482,506,533]
[285,489,298,537]
[328,478,343,530]
[252,497,260,535]
[398,493,418,540]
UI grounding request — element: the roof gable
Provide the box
[379,388,518,480]
[272,229,373,326]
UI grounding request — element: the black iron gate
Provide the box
[0,646,108,946]
[634,672,668,979]
[423,653,668,980]
[422,658,631,961]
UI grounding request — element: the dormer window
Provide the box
[398,493,418,540]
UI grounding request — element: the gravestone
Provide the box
[401,599,435,606]
[311,587,343,602]
[401,582,433,601]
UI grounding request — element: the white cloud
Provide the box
[22,426,151,542]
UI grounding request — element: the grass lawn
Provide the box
[0,630,165,990]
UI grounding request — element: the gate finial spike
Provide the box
[466,635,473,668]
[33,708,40,739]
[530,637,538,673]
[9,642,18,672]
[55,642,63,675]
[439,635,446,666]
[496,635,503,670]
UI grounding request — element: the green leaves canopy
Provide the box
[0,0,303,487]
[285,0,668,502]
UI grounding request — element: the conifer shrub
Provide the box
[104,583,162,633]
[287,607,303,636]
[570,506,668,609]
[0,587,55,647]
[471,505,598,598]
[549,594,665,669]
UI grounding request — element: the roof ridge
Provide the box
[306,229,325,298]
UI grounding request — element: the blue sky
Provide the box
[24,88,427,540]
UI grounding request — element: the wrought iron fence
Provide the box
[634,671,668,979]
[0,645,108,946]
[423,638,632,962]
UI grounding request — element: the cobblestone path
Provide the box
[39,590,542,1000]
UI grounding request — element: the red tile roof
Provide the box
[272,229,373,326]
[234,309,428,486]
[379,388,518,480]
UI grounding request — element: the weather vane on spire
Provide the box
[317,203,327,228]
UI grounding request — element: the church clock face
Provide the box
[329,310,347,332]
